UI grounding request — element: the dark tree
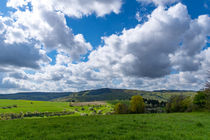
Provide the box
[166,95,193,113]
[193,91,207,108]
[114,103,128,114]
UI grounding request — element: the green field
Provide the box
[0,99,70,113]
[0,100,113,118]
[0,112,209,140]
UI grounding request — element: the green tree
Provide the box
[193,91,207,108]
[130,95,145,113]
[166,95,193,113]
[114,103,128,114]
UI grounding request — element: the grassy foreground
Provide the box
[0,112,210,140]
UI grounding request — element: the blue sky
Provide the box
[0,0,209,93]
[0,0,209,49]
[66,0,209,47]
[62,0,209,63]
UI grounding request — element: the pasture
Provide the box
[0,112,210,140]
[0,99,70,113]
[0,100,113,119]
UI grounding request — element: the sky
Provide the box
[0,0,209,93]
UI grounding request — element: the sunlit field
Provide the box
[0,112,210,140]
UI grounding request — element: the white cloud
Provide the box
[7,0,122,18]
[0,0,123,93]
[89,3,191,78]
[135,12,142,22]
[51,0,122,18]
[0,38,49,69]
[170,15,210,72]
[7,0,30,9]
[137,0,180,6]
[3,1,93,61]
[0,2,209,93]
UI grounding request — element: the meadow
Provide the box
[0,112,210,140]
[0,99,69,113]
[0,99,113,119]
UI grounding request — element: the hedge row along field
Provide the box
[0,111,75,120]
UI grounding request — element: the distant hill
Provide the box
[0,92,71,101]
[0,88,196,102]
[153,90,195,92]
[52,88,196,102]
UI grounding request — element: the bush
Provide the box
[114,103,128,114]
[130,95,145,113]
[193,90,210,110]
[193,91,207,108]
[166,95,193,113]
[181,96,193,112]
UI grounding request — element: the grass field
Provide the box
[0,100,113,117]
[0,112,209,140]
[0,99,70,113]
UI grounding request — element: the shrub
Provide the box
[193,91,207,108]
[166,95,193,113]
[130,95,145,113]
[205,91,210,110]
[181,96,193,112]
[193,90,210,110]
[114,103,128,114]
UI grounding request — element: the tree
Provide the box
[114,103,128,114]
[192,71,210,110]
[130,95,145,113]
[193,91,207,108]
[166,95,193,113]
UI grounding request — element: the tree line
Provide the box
[115,73,210,114]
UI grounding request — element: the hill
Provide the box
[0,92,71,101]
[53,88,196,102]
[0,88,196,102]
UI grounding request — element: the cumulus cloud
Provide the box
[0,38,48,69]
[88,3,192,78]
[5,0,121,61]
[7,0,122,18]
[137,0,180,6]
[1,0,123,92]
[0,1,209,93]
[170,15,210,71]
[3,3,92,61]
[135,12,142,22]
[9,72,28,80]
[0,77,20,89]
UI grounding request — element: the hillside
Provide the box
[0,88,196,102]
[52,88,196,102]
[0,92,71,101]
